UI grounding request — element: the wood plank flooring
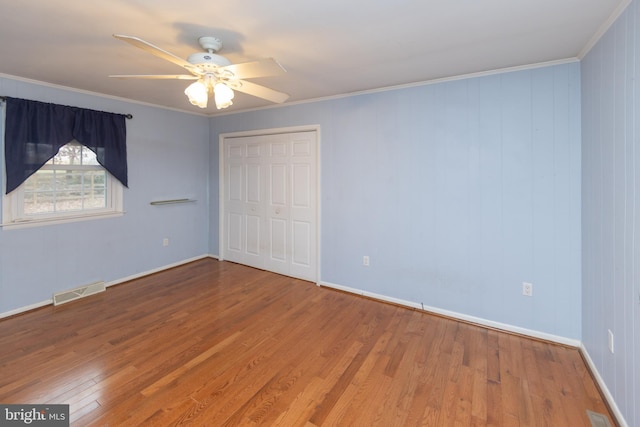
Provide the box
[0,259,615,426]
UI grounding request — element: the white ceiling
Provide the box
[0,0,626,115]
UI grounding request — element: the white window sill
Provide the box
[1,211,125,230]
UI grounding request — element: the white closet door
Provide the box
[222,130,317,282]
[224,138,265,270]
[287,132,316,280]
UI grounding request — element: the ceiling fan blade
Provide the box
[113,34,200,75]
[233,80,289,104]
[109,74,198,80]
[220,58,286,80]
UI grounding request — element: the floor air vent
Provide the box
[53,281,105,306]
[586,410,612,427]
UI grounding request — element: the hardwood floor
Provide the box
[0,259,615,426]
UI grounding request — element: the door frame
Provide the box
[218,125,321,284]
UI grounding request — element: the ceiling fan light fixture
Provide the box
[214,82,234,109]
[184,80,209,108]
[111,35,289,109]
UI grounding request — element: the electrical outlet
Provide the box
[608,330,614,354]
[163,238,169,247]
[522,282,533,297]
[363,256,370,266]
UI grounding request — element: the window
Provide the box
[2,142,123,228]
[1,97,128,228]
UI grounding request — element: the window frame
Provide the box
[2,143,124,230]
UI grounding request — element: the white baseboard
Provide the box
[319,280,581,348]
[105,254,211,288]
[579,344,628,427]
[0,254,212,319]
[0,299,53,320]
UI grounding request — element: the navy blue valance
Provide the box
[3,97,128,194]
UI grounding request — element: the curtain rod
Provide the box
[0,96,133,119]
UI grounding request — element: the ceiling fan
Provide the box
[110,34,289,109]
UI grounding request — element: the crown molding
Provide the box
[0,72,208,117]
[578,0,632,59]
[211,58,579,118]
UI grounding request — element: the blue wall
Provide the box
[210,62,582,339]
[0,77,211,314]
[582,1,640,425]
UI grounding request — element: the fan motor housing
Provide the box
[187,52,232,71]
